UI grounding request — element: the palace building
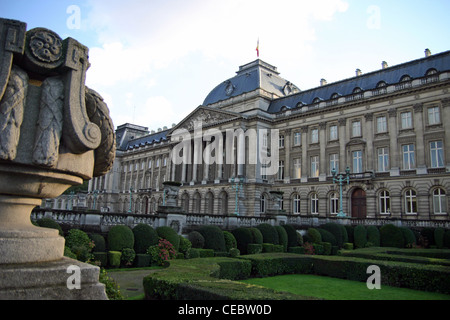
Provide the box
[76,49,450,223]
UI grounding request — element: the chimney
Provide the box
[382,61,388,69]
[356,68,362,76]
[320,78,327,86]
[425,48,431,57]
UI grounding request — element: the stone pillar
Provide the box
[301,126,308,182]
[284,129,291,183]
[338,118,347,171]
[388,108,400,176]
[442,98,450,169]
[319,122,327,181]
[0,19,114,299]
[364,113,374,171]
[413,103,427,174]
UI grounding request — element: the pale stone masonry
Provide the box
[67,50,450,223]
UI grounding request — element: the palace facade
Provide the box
[68,49,450,222]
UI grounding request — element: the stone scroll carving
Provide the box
[0,18,115,177]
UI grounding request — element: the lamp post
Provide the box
[232,176,244,216]
[331,166,350,218]
[128,187,133,213]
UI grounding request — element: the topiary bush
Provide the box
[366,226,381,247]
[256,224,279,245]
[307,228,322,244]
[36,218,64,236]
[231,227,253,255]
[66,228,91,250]
[274,226,288,252]
[317,228,337,246]
[133,224,159,254]
[179,235,192,258]
[282,224,298,248]
[434,227,445,249]
[345,225,354,243]
[198,225,226,252]
[108,251,122,268]
[120,248,136,267]
[354,225,367,248]
[89,233,106,252]
[223,231,237,252]
[420,227,435,247]
[156,226,180,251]
[188,231,205,249]
[108,225,134,252]
[400,227,416,248]
[380,224,404,248]
[248,227,263,245]
[321,223,348,248]
[444,230,450,249]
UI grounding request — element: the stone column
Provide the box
[338,118,347,171]
[301,126,308,182]
[319,122,327,181]
[414,103,427,174]
[364,113,374,171]
[442,98,450,169]
[284,129,291,183]
[388,108,400,176]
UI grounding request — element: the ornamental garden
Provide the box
[34,218,450,300]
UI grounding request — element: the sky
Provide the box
[2,0,450,132]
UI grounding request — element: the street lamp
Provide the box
[128,187,133,213]
[232,176,244,216]
[331,166,350,218]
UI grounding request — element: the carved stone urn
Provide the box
[162,181,182,207]
[0,18,115,299]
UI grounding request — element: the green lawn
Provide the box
[241,274,450,300]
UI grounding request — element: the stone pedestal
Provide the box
[0,258,107,300]
[0,18,115,300]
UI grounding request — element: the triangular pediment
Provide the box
[169,106,243,133]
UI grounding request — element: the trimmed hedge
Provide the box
[198,225,226,252]
[93,252,107,267]
[223,231,237,251]
[188,231,205,249]
[108,251,122,268]
[282,224,299,248]
[134,254,151,267]
[36,218,64,236]
[307,228,322,243]
[108,225,135,251]
[321,223,348,248]
[317,228,337,246]
[256,224,279,245]
[366,226,381,247]
[354,225,367,248]
[248,244,262,255]
[380,224,404,248]
[156,226,180,251]
[133,224,158,254]
[275,226,288,252]
[89,233,106,252]
[400,227,416,248]
[231,227,253,255]
[248,227,263,245]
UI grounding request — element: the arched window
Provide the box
[205,192,214,214]
[193,192,201,213]
[312,97,322,104]
[181,193,190,213]
[260,194,267,214]
[379,190,390,215]
[219,191,228,215]
[376,81,387,88]
[330,192,339,215]
[425,68,437,76]
[310,193,319,215]
[432,188,446,214]
[404,189,417,214]
[353,87,363,94]
[292,194,301,214]
[400,75,412,82]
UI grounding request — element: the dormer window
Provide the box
[312,97,322,104]
[376,81,387,88]
[400,75,412,82]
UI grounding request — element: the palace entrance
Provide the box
[351,188,367,218]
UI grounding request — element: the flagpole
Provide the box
[256,38,259,58]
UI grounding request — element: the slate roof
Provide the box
[125,129,169,150]
[203,59,300,106]
[268,50,450,113]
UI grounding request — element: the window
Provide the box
[278,160,285,180]
[311,128,319,144]
[329,153,339,175]
[148,159,152,168]
[156,158,160,167]
[377,147,389,172]
[352,150,363,173]
[433,188,446,214]
[330,192,339,215]
[311,193,319,214]
[329,125,338,141]
[141,161,145,170]
[402,144,415,169]
[377,116,387,133]
[404,189,417,214]
[352,120,361,137]
[401,111,412,129]
[261,164,268,180]
[430,141,444,168]
[379,190,390,214]
[311,156,319,177]
[279,134,285,148]
[293,194,301,214]
[428,106,441,125]
[293,158,301,179]
[163,157,167,166]
[260,195,266,213]
[294,132,301,146]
